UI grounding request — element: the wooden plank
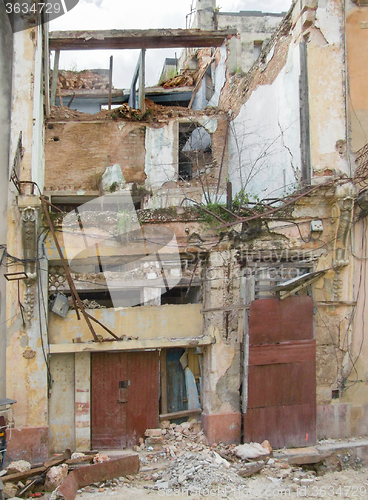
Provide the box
[40,195,99,341]
[49,29,236,51]
[2,466,46,483]
[160,349,168,414]
[249,340,316,366]
[201,304,250,313]
[159,408,202,420]
[49,336,215,354]
[188,52,216,109]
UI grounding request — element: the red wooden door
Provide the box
[91,351,159,449]
[243,296,316,448]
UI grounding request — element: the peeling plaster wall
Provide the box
[346,5,368,152]
[31,22,45,191]
[338,215,368,437]
[145,122,176,188]
[307,0,349,177]
[228,40,302,199]
[49,304,203,345]
[0,4,13,398]
[49,354,75,453]
[201,250,243,443]
[6,23,49,459]
[227,0,350,196]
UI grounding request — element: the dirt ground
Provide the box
[73,462,368,499]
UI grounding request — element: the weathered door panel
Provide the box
[244,297,316,448]
[125,351,160,448]
[249,296,314,344]
[91,352,127,449]
[243,404,316,449]
[91,351,160,449]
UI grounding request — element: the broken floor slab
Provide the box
[274,438,368,466]
[49,29,237,51]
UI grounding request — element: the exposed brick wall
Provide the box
[212,117,229,186]
[45,116,228,193]
[45,121,146,191]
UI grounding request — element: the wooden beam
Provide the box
[201,304,250,313]
[49,29,236,51]
[2,467,47,483]
[40,195,100,342]
[159,408,202,420]
[49,335,215,354]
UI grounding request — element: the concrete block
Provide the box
[144,429,162,437]
[145,436,164,446]
[278,446,321,465]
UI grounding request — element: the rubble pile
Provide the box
[2,423,365,499]
[161,68,197,88]
[153,450,244,491]
[48,99,221,123]
[57,70,110,91]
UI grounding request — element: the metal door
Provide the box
[243,296,316,448]
[91,351,159,449]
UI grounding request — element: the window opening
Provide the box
[178,123,212,181]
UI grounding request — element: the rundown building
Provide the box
[1,0,368,464]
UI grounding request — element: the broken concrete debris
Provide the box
[234,440,272,460]
[44,465,68,492]
[5,462,31,475]
[2,433,367,498]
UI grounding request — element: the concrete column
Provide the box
[75,353,91,451]
[143,288,161,306]
[201,250,242,445]
[193,0,215,29]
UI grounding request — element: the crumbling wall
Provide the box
[227,34,300,198]
[45,121,146,192]
[217,12,285,74]
[6,19,49,462]
[222,0,350,199]
[307,0,348,178]
[201,249,243,444]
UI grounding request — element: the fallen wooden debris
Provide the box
[54,455,139,500]
[237,460,266,477]
[2,466,47,483]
